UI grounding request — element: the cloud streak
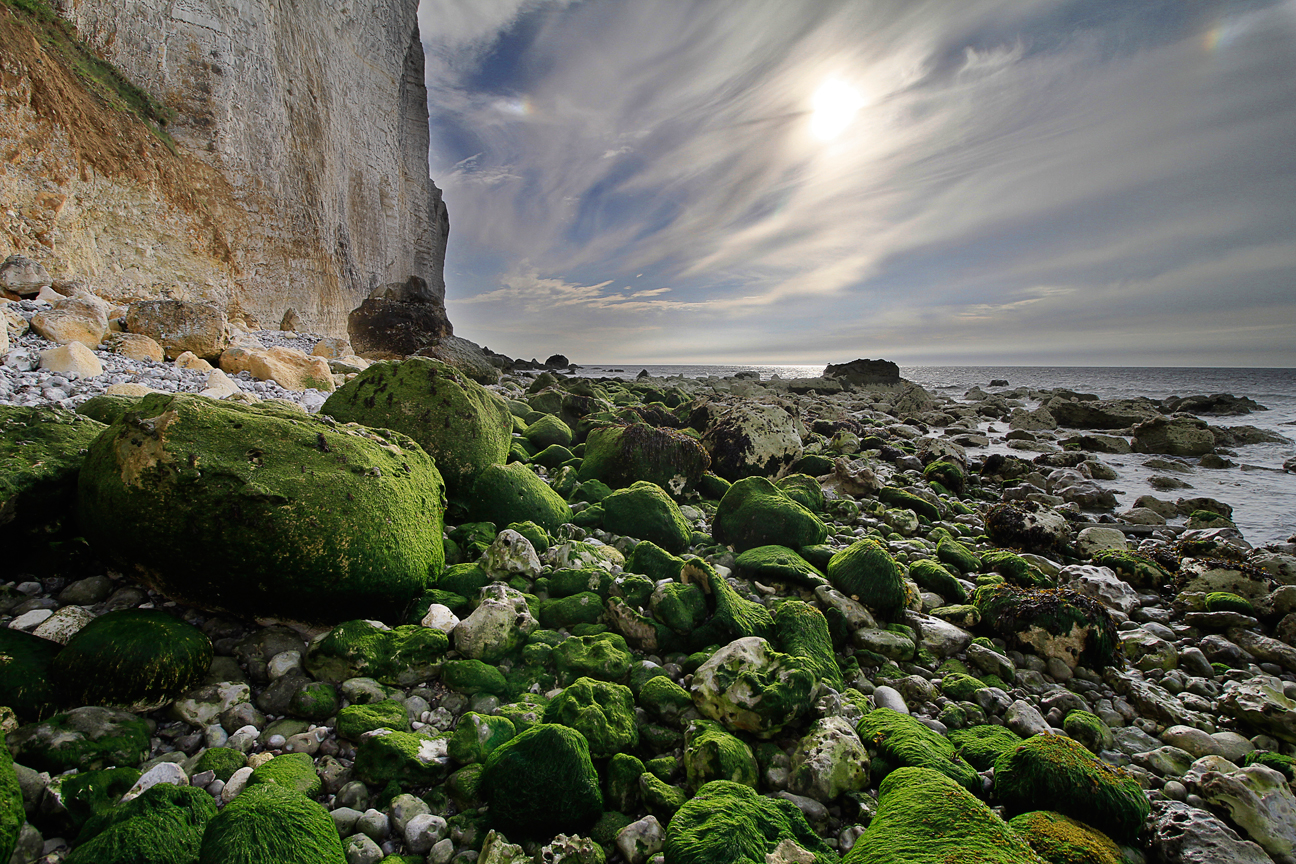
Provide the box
[419,0,1296,365]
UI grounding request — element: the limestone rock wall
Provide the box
[0,0,448,335]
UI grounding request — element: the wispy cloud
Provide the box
[421,0,1296,364]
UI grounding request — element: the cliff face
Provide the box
[0,0,448,335]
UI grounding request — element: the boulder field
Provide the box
[2,354,1296,864]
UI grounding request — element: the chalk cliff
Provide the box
[0,0,449,335]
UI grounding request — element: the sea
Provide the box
[574,365,1296,548]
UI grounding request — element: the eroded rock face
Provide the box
[701,403,803,481]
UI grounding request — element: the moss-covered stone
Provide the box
[776,473,825,512]
[0,731,22,864]
[53,766,141,835]
[908,558,967,603]
[0,405,105,529]
[664,780,836,864]
[467,462,571,534]
[637,675,693,724]
[76,394,141,426]
[691,637,815,738]
[981,550,1052,588]
[994,733,1149,844]
[77,393,445,624]
[940,673,986,701]
[289,681,339,720]
[448,712,516,765]
[1242,751,1296,782]
[440,659,509,696]
[640,772,688,819]
[305,619,448,686]
[734,545,825,587]
[578,425,710,491]
[553,633,633,685]
[985,501,1071,555]
[623,542,684,585]
[936,537,980,574]
[198,782,344,864]
[1061,710,1113,754]
[1008,811,1123,864]
[684,560,775,647]
[774,600,842,689]
[843,767,1045,864]
[66,783,219,864]
[320,357,512,497]
[605,753,645,813]
[878,486,940,521]
[532,444,577,469]
[549,567,615,598]
[496,694,548,734]
[543,677,638,757]
[828,540,907,619]
[438,563,490,600]
[334,699,409,741]
[478,724,602,838]
[946,724,1022,771]
[974,584,1119,670]
[540,592,606,629]
[856,708,979,792]
[51,609,212,711]
[247,752,321,798]
[193,747,246,783]
[650,580,708,636]
[600,481,691,554]
[1204,591,1254,615]
[8,706,150,773]
[525,414,574,450]
[683,719,758,791]
[353,730,451,787]
[712,477,828,553]
[924,460,966,495]
[449,522,497,561]
[0,627,63,721]
[1088,550,1171,590]
[506,521,552,555]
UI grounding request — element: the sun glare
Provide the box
[809,79,865,141]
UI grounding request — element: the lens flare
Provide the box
[810,79,865,141]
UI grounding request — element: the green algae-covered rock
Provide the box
[1062,710,1114,754]
[827,540,907,619]
[77,393,445,624]
[985,501,1071,554]
[543,677,638,757]
[712,477,827,553]
[637,676,693,723]
[438,562,490,599]
[651,580,708,636]
[684,560,775,647]
[974,584,1119,670]
[52,766,141,833]
[735,545,825,587]
[1204,591,1254,615]
[553,633,633,685]
[578,425,710,492]
[193,748,245,783]
[539,592,606,629]
[789,716,869,802]
[606,753,646,813]
[939,673,985,702]
[1007,810,1123,864]
[76,394,141,426]
[66,783,218,864]
[525,414,574,450]
[907,558,967,603]
[856,708,979,792]
[877,486,940,522]
[549,567,615,598]
[981,550,1052,588]
[448,713,516,765]
[774,600,842,689]
[506,521,551,555]
[51,609,212,711]
[0,627,62,721]
[664,779,836,864]
[843,767,1046,864]
[354,730,451,787]
[683,719,758,791]
[468,462,571,534]
[924,460,965,495]
[1088,550,1171,590]
[305,619,448,686]
[691,637,814,738]
[441,659,509,696]
[337,699,410,740]
[289,680,339,720]
[199,782,344,864]
[320,357,512,497]
[936,537,980,574]
[0,405,105,528]
[8,706,150,773]
[601,481,691,553]
[945,724,1022,771]
[0,732,21,864]
[994,733,1149,844]
[775,473,824,513]
[479,724,602,838]
[625,541,685,583]
[247,751,321,798]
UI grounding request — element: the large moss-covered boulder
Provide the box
[713,477,827,553]
[908,558,967,603]
[774,600,841,689]
[51,609,212,711]
[0,732,22,864]
[1007,811,1123,864]
[579,425,710,491]
[683,560,775,646]
[974,584,1119,670]
[65,783,218,864]
[856,708,979,792]
[553,633,634,685]
[1089,550,1171,590]
[994,733,1150,844]
[0,627,63,721]
[478,724,602,838]
[543,677,638,757]
[843,768,1046,864]
[690,637,814,738]
[353,730,451,787]
[77,393,445,624]
[304,619,448,685]
[336,699,411,740]
[735,545,825,587]
[0,405,104,528]
[789,716,869,802]
[700,403,804,481]
[246,752,321,798]
[827,540,907,619]
[945,725,1022,771]
[198,782,345,864]
[664,780,835,864]
[467,462,571,534]
[601,481,691,553]
[8,706,150,773]
[683,719,758,790]
[448,712,516,765]
[320,357,512,496]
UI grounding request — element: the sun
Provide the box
[809,79,865,142]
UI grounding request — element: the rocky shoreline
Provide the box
[4,286,1296,864]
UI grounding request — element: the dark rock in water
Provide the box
[544,354,571,368]
[989,379,1009,387]
[1132,415,1215,457]
[1047,397,1159,429]
[821,358,900,385]
[636,369,650,379]
[347,276,453,359]
[1161,393,1265,415]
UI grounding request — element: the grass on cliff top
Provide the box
[3,0,177,151]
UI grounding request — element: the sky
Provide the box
[417,0,1296,367]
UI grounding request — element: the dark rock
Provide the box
[544,354,571,368]
[347,276,453,359]
[1047,397,1159,429]
[989,379,1009,387]
[822,358,900,386]
[1132,415,1216,457]
[1161,393,1266,416]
